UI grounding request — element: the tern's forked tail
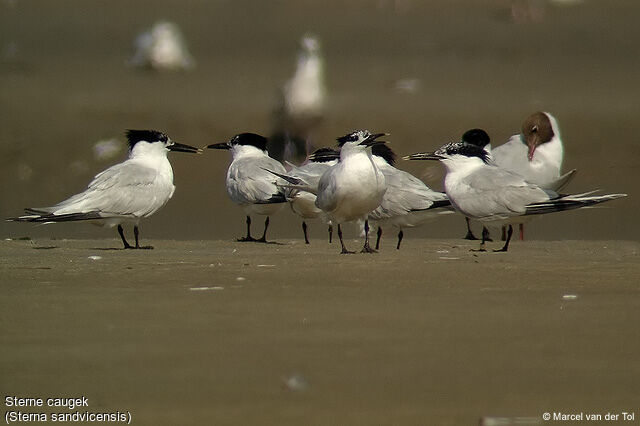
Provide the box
[524,192,627,216]
[8,209,104,223]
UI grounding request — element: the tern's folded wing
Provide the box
[46,162,174,218]
[227,157,287,205]
[455,167,551,220]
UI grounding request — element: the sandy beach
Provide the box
[1,0,639,424]
[2,238,639,424]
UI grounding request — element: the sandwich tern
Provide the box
[267,130,387,253]
[9,130,201,249]
[284,147,338,244]
[208,133,287,243]
[453,128,495,241]
[405,140,626,252]
[367,143,452,250]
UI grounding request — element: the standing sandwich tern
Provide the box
[405,140,626,252]
[367,143,452,250]
[317,130,387,254]
[207,133,287,243]
[267,130,387,253]
[454,128,494,241]
[9,130,201,249]
[284,147,338,244]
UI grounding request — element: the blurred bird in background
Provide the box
[269,33,326,163]
[129,21,195,71]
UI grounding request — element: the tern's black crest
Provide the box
[461,128,490,148]
[437,142,491,164]
[336,130,368,147]
[126,129,168,150]
[231,133,268,151]
[371,143,396,166]
[309,147,340,163]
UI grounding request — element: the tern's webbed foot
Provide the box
[361,245,378,254]
[493,247,509,253]
[256,237,269,243]
[136,245,154,250]
[464,231,479,241]
[237,236,257,242]
[340,248,355,254]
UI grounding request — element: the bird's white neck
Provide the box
[231,144,269,160]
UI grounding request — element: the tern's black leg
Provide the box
[494,225,513,252]
[396,229,404,250]
[257,217,270,243]
[302,221,310,244]
[133,225,153,249]
[361,220,377,253]
[501,226,507,241]
[464,217,479,240]
[519,223,525,241]
[375,226,382,250]
[471,224,487,252]
[328,225,333,243]
[118,225,132,249]
[482,226,493,243]
[238,215,256,242]
[338,224,354,254]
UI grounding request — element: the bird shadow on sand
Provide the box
[32,246,58,250]
[91,247,124,251]
[236,240,288,246]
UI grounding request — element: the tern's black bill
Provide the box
[359,132,388,147]
[206,142,231,150]
[169,142,202,154]
[402,152,443,161]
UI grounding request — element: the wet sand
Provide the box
[2,238,639,424]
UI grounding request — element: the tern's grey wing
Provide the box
[454,166,551,220]
[43,161,174,218]
[371,169,447,219]
[291,162,332,187]
[227,156,287,205]
[315,169,339,213]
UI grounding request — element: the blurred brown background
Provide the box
[1,0,638,242]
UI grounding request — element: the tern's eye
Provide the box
[531,125,538,133]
